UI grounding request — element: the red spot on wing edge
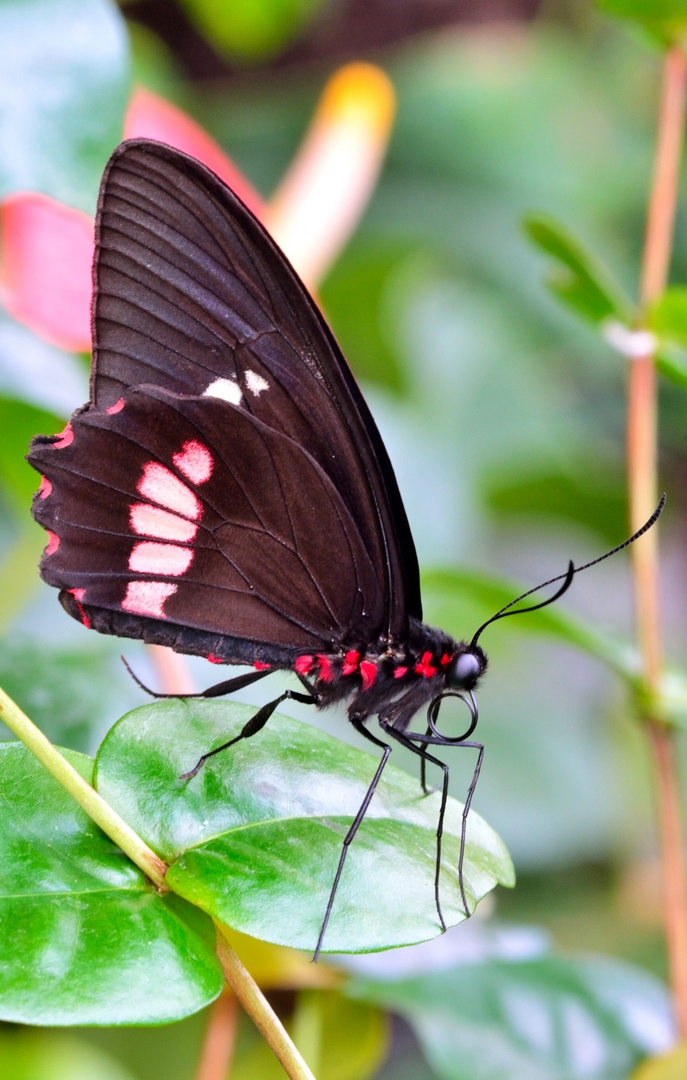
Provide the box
[53,422,73,448]
[106,398,125,414]
[69,588,91,629]
[38,476,52,498]
[207,654,223,664]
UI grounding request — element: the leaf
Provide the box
[0,1030,138,1080]
[0,743,223,1025]
[351,953,674,1080]
[0,0,129,212]
[94,700,514,954]
[178,0,327,61]
[523,214,632,324]
[630,1043,687,1080]
[0,397,63,509]
[597,0,687,47]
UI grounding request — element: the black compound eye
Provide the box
[446,649,485,690]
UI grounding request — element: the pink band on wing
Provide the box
[130,503,198,542]
[138,461,201,519]
[122,580,177,617]
[129,541,194,577]
[173,440,214,484]
[53,423,73,448]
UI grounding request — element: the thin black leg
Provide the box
[419,725,440,795]
[313,717,392,962]
[454,740,484,916]
[122,655,274,699]
[380,721,449,931]
[179,689,316,779]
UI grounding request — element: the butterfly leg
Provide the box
[313,717,392,961]
[379,721,449,931]
[122,655,274,699]
[179,688,316,780]
[419,726,441,796]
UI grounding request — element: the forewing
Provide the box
[92,139,421,636]
[29,388,384,662]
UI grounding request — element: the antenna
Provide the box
[470,493,666,647]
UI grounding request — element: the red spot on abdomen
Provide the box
[316,655,335,682]
[342,650,360,675]
[359,660,376,691]
[393,666,408,679]
[254,661,271,670]
[415,652,437,678]
[295,655,314,675]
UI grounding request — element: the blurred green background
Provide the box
[1,0,685,1077]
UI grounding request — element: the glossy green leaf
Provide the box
[352,953,673,1080]
[232,990,388,1080]
[0,743,223,1025]
[524,214,632,325]
[95,700,514,954]
[0,1030,137,1080]
[178,0,326,61]
[0,0,129,211]
[598,0,687,47]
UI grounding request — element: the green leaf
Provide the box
[0,743,223,1025]
[178,0,326,61]
[94,700,514,954]
[598,0,687,47]
[351,953,673,1080]
[0,397,63,510]
[0,1030,138,1080]
[523,214,632,324]
[0,0,129,212]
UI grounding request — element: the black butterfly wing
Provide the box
[92,139,421,635]
[28,138,420,660]
[30,386,384,663]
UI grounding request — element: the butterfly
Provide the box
[27,139,664,957]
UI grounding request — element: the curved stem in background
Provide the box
[631,43,687,1037]
[194,990,239,1080]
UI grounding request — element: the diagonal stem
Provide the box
[631,43,687,1037]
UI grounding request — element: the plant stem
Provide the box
[215,927,317,1080]
[632,43,687,1037]
[194,989,239,1080]
[0,684,168,889]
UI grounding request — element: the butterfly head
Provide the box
[445,646,487,692]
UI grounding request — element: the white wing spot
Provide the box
[245,370,270,396]
[203,378,242,405]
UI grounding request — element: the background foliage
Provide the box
[1,0,685,1077]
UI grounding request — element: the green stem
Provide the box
[0,684,168,889]
[215,927,317,1080]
